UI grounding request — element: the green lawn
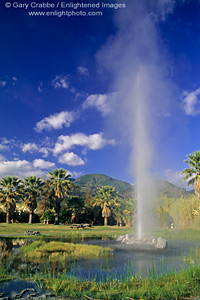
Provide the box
[1,223,200,242]
[154,226,200,243]
[0,223,132,239]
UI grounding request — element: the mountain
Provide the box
[154,179,192,198]
[74,174,133,197]
[74,174,192,198]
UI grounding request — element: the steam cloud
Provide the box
[97,0,177,238]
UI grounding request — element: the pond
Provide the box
[0,237,199,282]
[68,239,200,280]
[0,280,46,299]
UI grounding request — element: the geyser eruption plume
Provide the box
[97,0,176,239]
[134,69,154,239]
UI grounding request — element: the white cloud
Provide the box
[82,93,112,116]
[0,154,5,161]
[38,81,43,92]
[33,159,55,169]
[0,144,9,151]
[39,147,50,157]
[58,152,85,166]
[0,80,7,87]
[0,158,57,178]
[77,66,89,76]
[12,76,17,86]
[0,138,18,152]
[70,171,83,178]
[157,0,175,20]
[75,92,87,99]
[0,77,17,88]
[182,88,200,116]
[52,75,69,89]
[163,169,187,189]
[35,111,75,132]
[53,132,115,155]
[1,138,11,145]
[21,143,51,157]
[22,143,38,153]
[0,160,44,178]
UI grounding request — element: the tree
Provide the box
[47,169,71,225]
[155,196,174,227]
[66,182,85,224]
[113,197,135,227]
[67,196,85,224]
[84,183,97,224]
[23,176,44,223]
[39,180,54,215]
[93,186,118,226]
[0,176,22,223]
[181,151,200,197]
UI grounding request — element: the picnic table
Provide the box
[70,223,91,229]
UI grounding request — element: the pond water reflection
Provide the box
[0,237,199,281]
[68,239,200,280]
[0,280,45,298]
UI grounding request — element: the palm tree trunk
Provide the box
[55,203,60,225]
[6,213,11,224]
[104,216,108,226]
[29,212,33,224]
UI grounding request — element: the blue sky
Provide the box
[0,0,200,188]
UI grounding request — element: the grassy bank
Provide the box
[42,266,200,299]
[1,263,200,299]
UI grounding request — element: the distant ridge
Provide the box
[74,173,192,198]
[74,173,133,197]
[154,179,192,198]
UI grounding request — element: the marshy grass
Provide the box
[1,241,200,299]
[0,267,11,283]
[19,263,200,299]
[21,240,113,263]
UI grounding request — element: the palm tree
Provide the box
[181,151,200,197]
[0,176,22,223]
[23,176,44,223]
[47,168,71,225]
[67,195,85,224]
[84,183,96,224]
[93,186,118,226]
[113,197,135,227]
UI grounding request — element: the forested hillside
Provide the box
[74,174,191,198]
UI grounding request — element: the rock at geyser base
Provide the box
[117,234,168,249]
[155,237,168,249]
